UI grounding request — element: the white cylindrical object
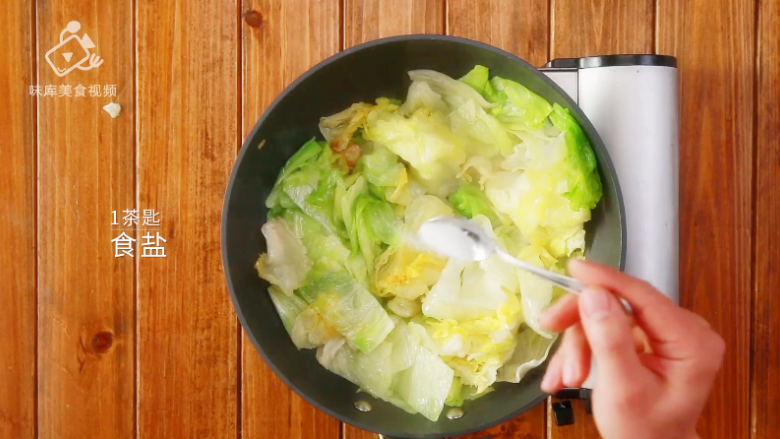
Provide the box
[577,66,679,303]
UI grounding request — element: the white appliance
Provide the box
[542,55,679,413]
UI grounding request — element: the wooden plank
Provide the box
[658,0,755,438]
[448,0,549,67]
[36,1,135,438]
[240,1,342,439]
[344,0,444,49]
[136,0,239,437]
[0,0,36,437]
[550,0,654,58]
[751,0,780,437]
[446,1,550,438]
[549,1,653,437]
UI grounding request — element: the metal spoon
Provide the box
[418,216,584,294]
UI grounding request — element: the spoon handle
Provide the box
[496,250,584,294]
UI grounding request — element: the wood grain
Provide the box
[549,0,654,437]
[448,404,546,439]
[751,0,780,436]
[136,0,239,437]
[36,1,135,438]
[240,1,342,439]
[445,2,550,438]
[550,0,654,58]
[448,0,550,67]
[0,0,36,437]
[658,0,755,438]
[548,399,600,439]
[344,0,444,49]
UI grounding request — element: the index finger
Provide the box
[568,259,708,358]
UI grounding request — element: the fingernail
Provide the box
[581,288,612,319]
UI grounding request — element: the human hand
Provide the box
[539,260,725,439]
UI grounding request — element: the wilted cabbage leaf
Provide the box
[299,260,394,353]
[255,217,312,296]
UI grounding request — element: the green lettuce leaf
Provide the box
[548,103,603,210]
[488,77,553,131]
[353,194,401,269]
[448,184,501,226]
[358,146,407,188]
[299,260,395,353]
[267,285,308,334]
[458,65,501,102]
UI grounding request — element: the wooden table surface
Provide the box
[1,0,777,438]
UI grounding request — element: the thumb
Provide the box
[578,288,645,386]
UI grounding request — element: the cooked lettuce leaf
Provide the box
[387,297,423,318]
[403,195,454,232]
[281,209,352,264]
[392,336,454,421]
[408,69,494,110]
[319,102,374,143]
[497,327,557,383]
[267,285,308,333]
[364,105,466,196]
[291,306,341,349]
[353,194,401,269]
[317,323,454,421]
[516,245,558,338]
[375,245,446,300]
[255,217,312,295]
[399,80,449,115]
[448,184,501,227]
[549,103,603,210]
[318,337,396,398]
[266,138,323,209]
[449,99,513,157]
[422,257,511,321]
[298,260,395,353]
[359,146,407,188]
[488,77,553,131]
[459,65,502,103]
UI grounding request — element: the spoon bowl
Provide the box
[419,216,584,293]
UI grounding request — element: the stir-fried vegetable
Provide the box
[255,65,602,421]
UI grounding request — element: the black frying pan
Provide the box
[221,35,626,439]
